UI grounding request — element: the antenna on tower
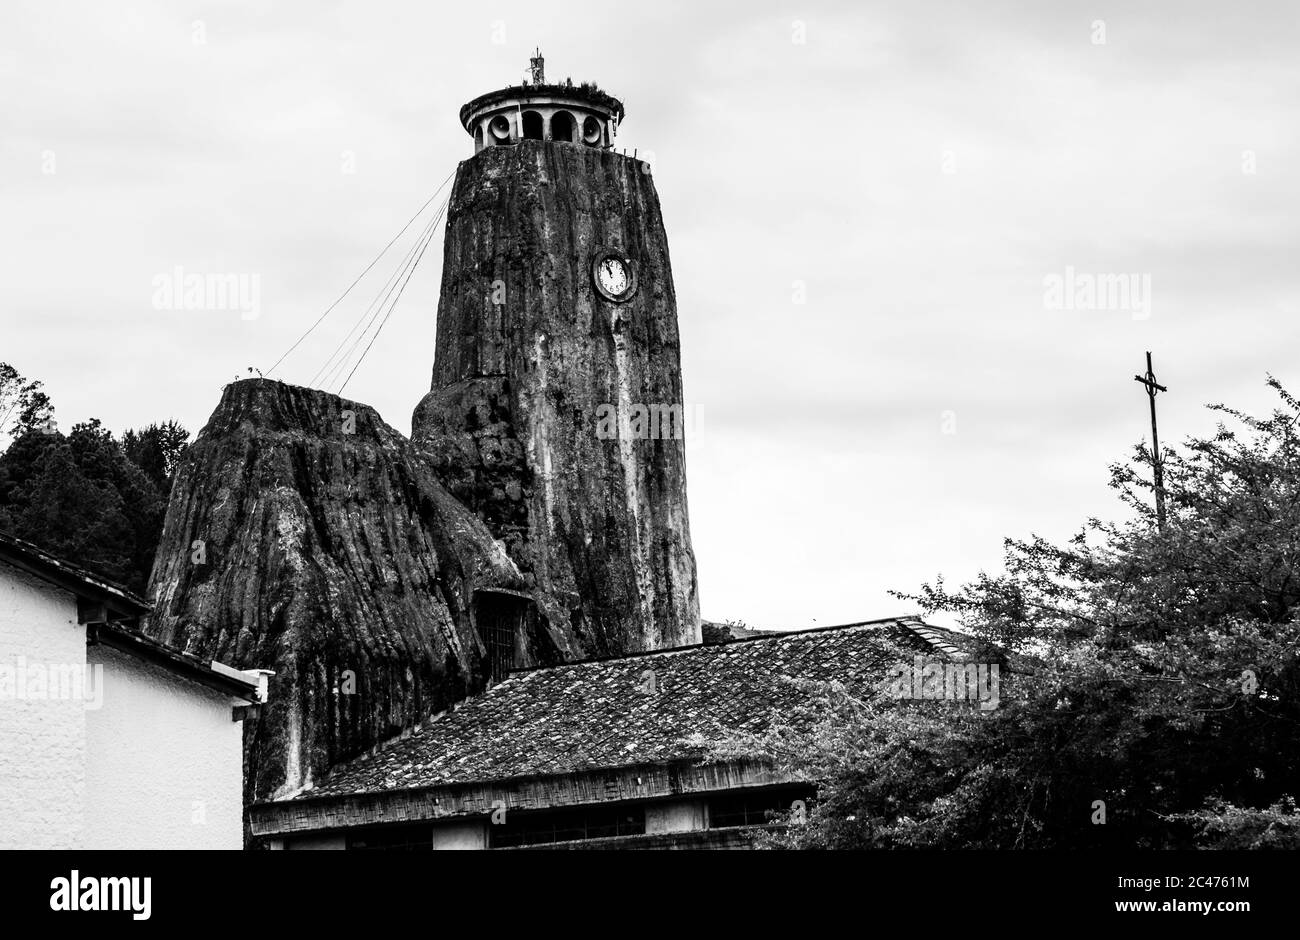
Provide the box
[529,48,545,85]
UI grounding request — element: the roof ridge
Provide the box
[503,615,925,677]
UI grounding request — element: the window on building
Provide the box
[346,823,433,850]
[522,110,544,140]
[706,787,815,830]
[488,804,646,848]
[473,590,532,682]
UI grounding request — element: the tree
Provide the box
[712,379,1300,849]
[1,439,135,584]
[0,419,168,593]
[121,420,190,495]
[0,361,54,445]
[0,364,191,594]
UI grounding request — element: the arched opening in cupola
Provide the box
[550,110,576,143]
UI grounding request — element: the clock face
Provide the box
[592,249,636,302]
[597,258,629,295]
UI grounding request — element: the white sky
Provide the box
[2,0,1298,629]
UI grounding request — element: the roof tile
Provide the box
[299,618,961,799]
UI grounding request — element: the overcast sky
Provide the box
[3,1,1298,629]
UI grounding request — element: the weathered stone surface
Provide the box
[414,142,700,656]
[145,140,704,807]
[144,378,528,801]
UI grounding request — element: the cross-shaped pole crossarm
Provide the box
[1133,351,1168,531]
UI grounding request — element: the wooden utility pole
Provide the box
[1134,351,1168,530]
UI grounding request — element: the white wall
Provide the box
[283,833,345,850]
[0,561,87,849]
[431,820,486,850]
[84,644,245,849]
[646,799,706,834]
[283,820,486,850]
[278,803,705,850]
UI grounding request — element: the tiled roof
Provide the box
[300,617,960,800]
[0,528,266,702]
[91,621,268,704]
[0,529,150,616]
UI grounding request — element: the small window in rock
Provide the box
[474,590,533,681]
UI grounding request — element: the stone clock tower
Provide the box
[414,54,700,659]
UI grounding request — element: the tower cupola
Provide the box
[459,51,626,153]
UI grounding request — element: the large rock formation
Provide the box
[145,379,530,800]
[146,139,703,805]
[414,142,700,655]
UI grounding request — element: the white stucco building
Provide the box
[0,531,268,849]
